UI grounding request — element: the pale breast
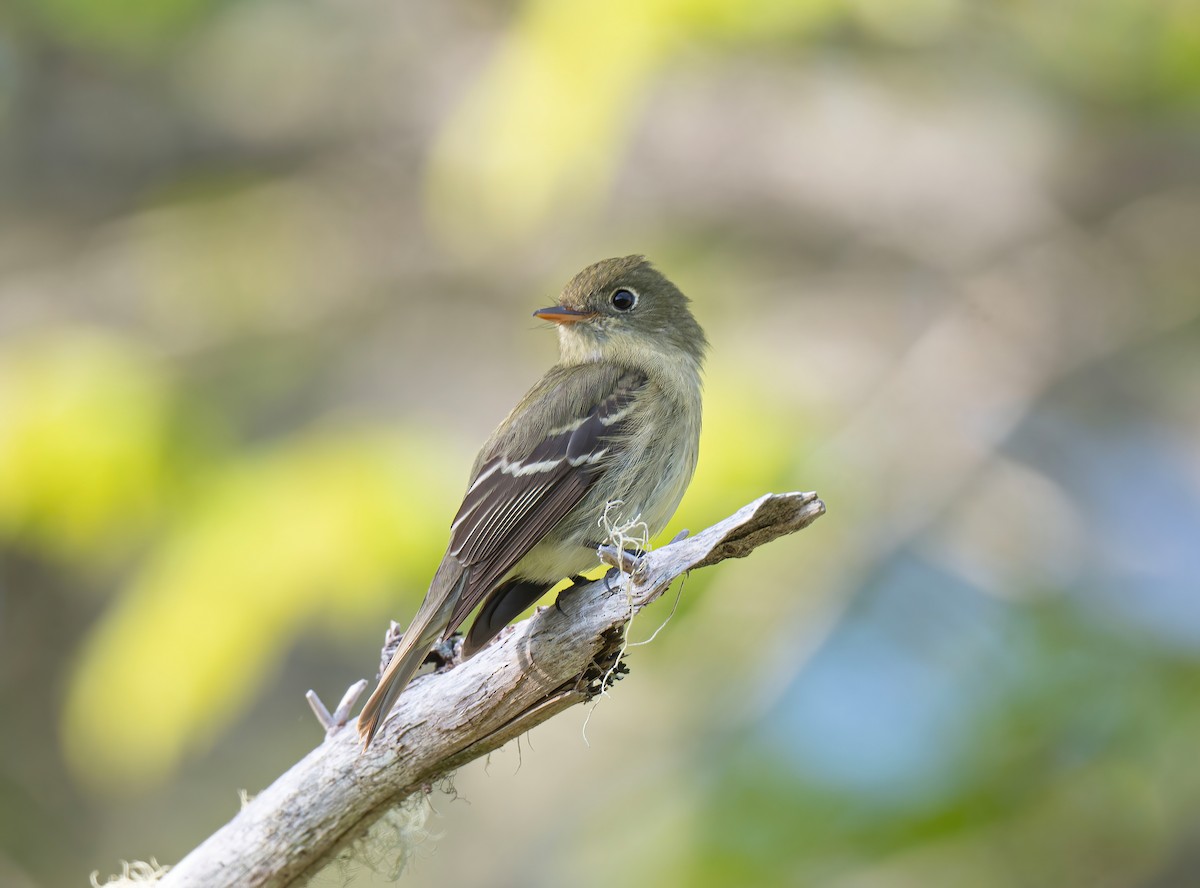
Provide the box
[513,372,702,583]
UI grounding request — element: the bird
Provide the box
[357,255,707,746]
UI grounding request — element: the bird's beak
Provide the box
[533,306,598,325]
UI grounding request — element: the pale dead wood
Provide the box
[158,491,825,888]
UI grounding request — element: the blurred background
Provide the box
[2,0,1200,885]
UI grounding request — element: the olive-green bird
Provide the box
[357,256,707,746]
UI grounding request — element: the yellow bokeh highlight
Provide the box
[425,0,841,253]
[61,429,464,790]
[0,330,170,563]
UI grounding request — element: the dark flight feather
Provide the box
[443,370,646,637]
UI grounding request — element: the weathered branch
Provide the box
[159,491,825,887]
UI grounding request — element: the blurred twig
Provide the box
[158,491,826,888]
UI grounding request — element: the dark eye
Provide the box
[611,288,638,311]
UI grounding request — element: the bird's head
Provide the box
[534,256,707,371]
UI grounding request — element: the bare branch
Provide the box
[159,491,825,888]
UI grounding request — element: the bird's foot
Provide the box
[426,634,463,671]
[597,544,646,579]
[554,574,593,615]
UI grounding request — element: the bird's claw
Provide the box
[597,544,645,577]
[426,635,463,671]
[554,574,592,615]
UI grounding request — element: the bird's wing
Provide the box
[443,367,647,634]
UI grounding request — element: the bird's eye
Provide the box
[611,288,638,311]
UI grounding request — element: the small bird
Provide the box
[357,255,707,746]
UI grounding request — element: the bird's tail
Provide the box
[357,562,468,747]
